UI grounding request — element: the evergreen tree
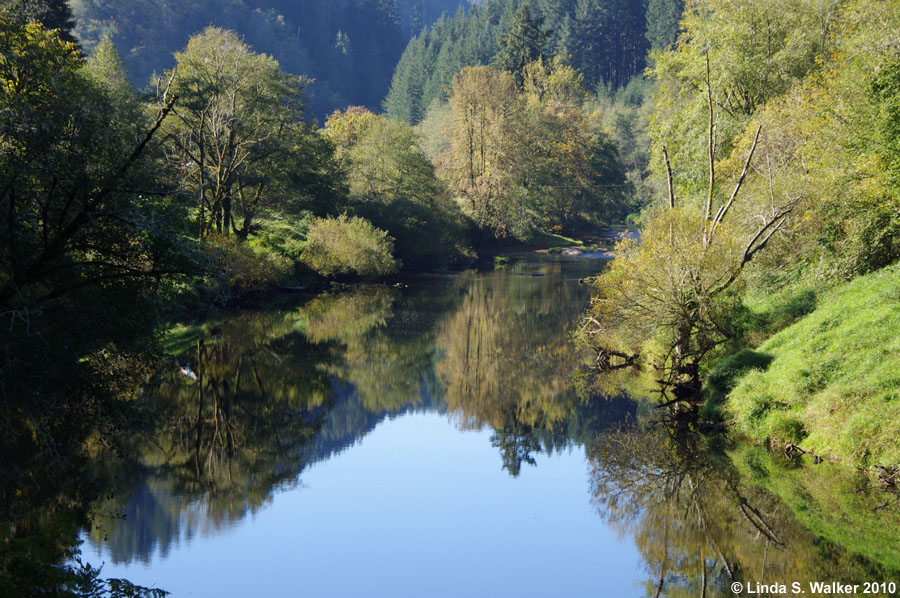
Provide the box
[384,33,428,122]
[492,5,548,87]
[71,0,460,119]
[572,0,605,85]
[384,0,655,123]
[644,0,682,51]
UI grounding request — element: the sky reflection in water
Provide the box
[84,255,646,597]
[88,412,639,597]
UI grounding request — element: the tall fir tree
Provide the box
[492,5,548,87]
[644,0,682,51]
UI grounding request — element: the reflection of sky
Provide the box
[85,412,642,597]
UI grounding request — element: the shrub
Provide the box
[300,215,398,278]
[202,237,290,303]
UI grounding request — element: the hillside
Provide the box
[384,0,681,123]
[70,0,473,119]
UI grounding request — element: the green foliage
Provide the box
[0,24,192,596]
[871,55,900,199]
[247,212,314,264]
[0,0,75,41]
[384,0,652,125]
[578,202,761,388]
[642,0,900,306]
[71,0,412,117]
[163,27,333,240]
[301,214,399,278]
[648,0,839,195]
[644,0,682,51]
[441,63,628,240]
[332,109,441,203]
[492,5,548,87]
[415,99,452,160]
[0,14,190,487]
[727,263,900,467]
[583,0,900,412]
[324,107,472,268]
[200,237,292,302]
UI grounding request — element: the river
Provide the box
[79,253,900,597]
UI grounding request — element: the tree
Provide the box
[644,0,682,51]
[0,0,75,41]
[324,107,469,269]
[0,18,180,319]
[442,66,533,238]
[162,28,312,239]
[0,18,185,593]
[492,4,548,87]
[579,57,794,399]
[327,108,439,204]
[383,32,429,123]
[649,0,840,194]
[442,63,627,238]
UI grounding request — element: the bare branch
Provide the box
[710,125,762,240]
[705,51,715,228]
[662,145,675,209]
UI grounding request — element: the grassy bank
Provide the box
[722,263,900,467]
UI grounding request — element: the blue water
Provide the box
[86,412,641,597]
[78,254,900,597]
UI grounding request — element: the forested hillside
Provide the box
[397,0,480,35]
[69,0,472,118]
[385,0,681,124]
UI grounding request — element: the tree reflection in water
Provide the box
[90,310,334,564]
[88,258,620,564]
[52,256,900,595]
[589,419,900,597]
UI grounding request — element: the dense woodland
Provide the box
[69,0,475,117]
[3,0,900,593]
[384,0,678,123]
[577,0,900,466]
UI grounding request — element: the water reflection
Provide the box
[81,254,900,597]
[90,310,333,563]
[590,420,900,596]
[90,256,618,565]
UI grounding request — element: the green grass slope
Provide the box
[726,263,900,467]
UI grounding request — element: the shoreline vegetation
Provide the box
[576,0,900,476]
[3,0,900,593]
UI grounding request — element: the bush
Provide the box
[247,212,313,263]
[300,215,398,278]
[201,237,291,303]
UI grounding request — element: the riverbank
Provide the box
[716,262,900,468]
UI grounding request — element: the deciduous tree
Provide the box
[162,28,317,239]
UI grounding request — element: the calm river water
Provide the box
[81,254,900,597]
